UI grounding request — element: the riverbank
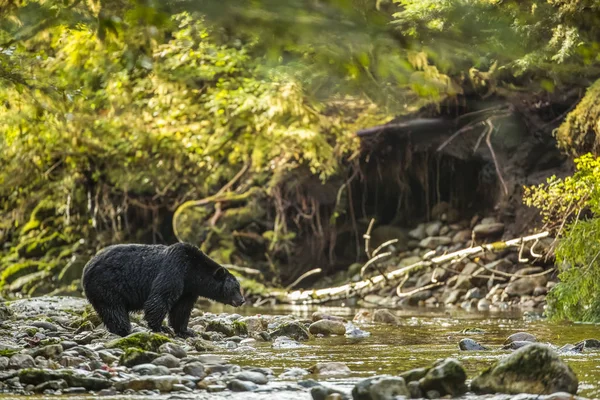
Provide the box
[0,297,596,399]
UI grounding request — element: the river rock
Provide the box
[152,354,180,368]
[116,375,181,392]
[444,289,466,305]
[311,384,349,400]
[311,312,346,323]
[471,343,578,395]
[459,338,489,351]
[400,367,429,383]
[191,338,217,352]
[120,349,159,367]
[30,344,63,359]
[9,354,35,369]
[228,379,258,392]
[352,375,409,400]
[425,221,442,237]
[309,362,351,376]
[239,317,263,334]
[158,342,187,359]
[505,332,537,344]
[419,358,467,397]
[505,277,547,296]
[575,338,600,348]
[420,236,452,249]
[372,309,399,325]
[452,230,472,244]
[234,370,268,384]
[270,322,310,341]
[106,332,170,352]
[309,320,346,336]
[18,368,111,390]
[180,362,205,379]
[502,341,535,351]
[409,224,427,240]
[132,363,169,376]
[206,320,235,337]
[473,222,504,238]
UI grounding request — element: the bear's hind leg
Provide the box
[96,304,131,337]
[168,296,197,338]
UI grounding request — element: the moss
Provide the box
[0,349,19,357]
[106,332,171,352]
[233,320,248,336]
[0,260,42,286]
[556,79,600,155]
[25,327,39,336]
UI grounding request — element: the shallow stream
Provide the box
[7,303,600,399]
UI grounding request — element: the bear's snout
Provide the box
[230,295,245,307]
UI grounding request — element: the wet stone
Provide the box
[151,354,180,368]
[183,362,206,378]
[234,370,268,384]
[505,332,537,345]
[459,338,489,351]
[228,379,258,392]
[158,342,186,359]
[309,362,351,376]
[309,320,346,336]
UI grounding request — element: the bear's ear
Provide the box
[213,266,227,280]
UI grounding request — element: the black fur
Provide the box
[82,242,245,337]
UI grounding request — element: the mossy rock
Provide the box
[269,321,310,341]
[205,320,235,337]
[471,343,578,395]
[119,348,159,368]
[106,332,171,352]
[233,320,248,336]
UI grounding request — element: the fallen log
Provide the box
[267,231,550,305]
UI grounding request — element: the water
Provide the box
[5,303,600,399]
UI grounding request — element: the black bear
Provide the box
[82,242,245,337]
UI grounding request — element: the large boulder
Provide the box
[352,375,409,400]
[471,343,578,395]
[418,358,467,397]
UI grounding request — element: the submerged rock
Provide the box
[459,338,489,351]
[471,343,578,395]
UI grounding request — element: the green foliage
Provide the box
[555,79,600,155]
[524,154,600,321]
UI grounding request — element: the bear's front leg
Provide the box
[169,295,197,338]
[144,280,183,333]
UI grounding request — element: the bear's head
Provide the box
[212,267,245,307]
